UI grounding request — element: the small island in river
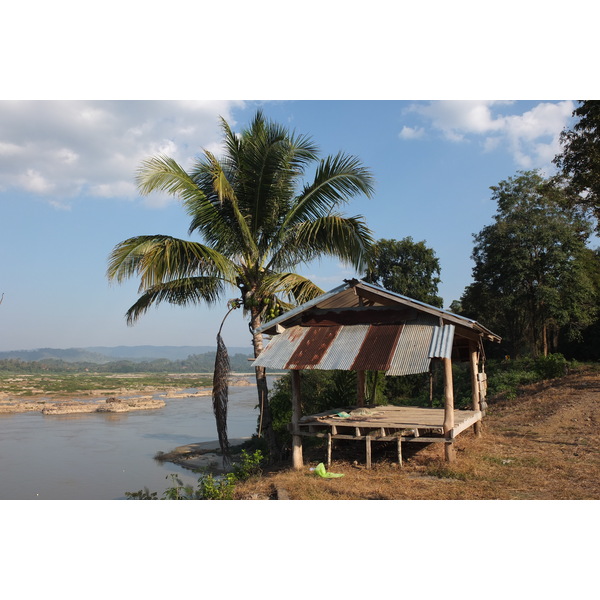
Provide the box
[0,373,256,415]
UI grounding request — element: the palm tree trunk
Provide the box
[250,308,278,460]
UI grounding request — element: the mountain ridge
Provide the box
[0,345,254,363]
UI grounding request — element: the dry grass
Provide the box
[234,367,600,500]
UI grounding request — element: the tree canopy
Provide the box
[553,100,600,231]
[461,170,597,358]
[363,237,443,307]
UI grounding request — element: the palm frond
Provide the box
[282,152,375,228]
[107,235,235,290]
[268,214,375,273]
[203,149,258,260]
[123,276,225,325]
[260,272,325,306]
[136,155,206,204]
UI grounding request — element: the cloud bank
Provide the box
[401,100,575,170]
[0,100,243,208]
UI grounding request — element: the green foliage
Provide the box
[124,487,159,500]
[125,449,265,500]
[363,237,443,307]
[553,100,600,231]
[461,170,597,358]
[384,372,434,407]
[232,449,264,480]
[534,353,568,379]
[470,354,570,402]
[196,473,237,500]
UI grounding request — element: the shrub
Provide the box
[125,449,265,500]
[534,353,568,379]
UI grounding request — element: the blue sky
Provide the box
[1,2,597,353]
[0,99,587,351]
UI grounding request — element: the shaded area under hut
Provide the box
[253,279,501,468]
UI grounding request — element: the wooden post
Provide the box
[327,432,332,468]
[365,434,372,469]
[291,369,303,469]
[357,370,366,407]
[429,365,434,407]
[443,357,456,462]
[397,437,403,468]
[469,342,482,437]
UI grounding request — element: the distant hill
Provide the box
[0,345,254,364]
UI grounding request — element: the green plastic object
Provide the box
[335,411,350,418]
[313,463,344,478]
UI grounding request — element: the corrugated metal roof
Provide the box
[350,324,403,371]
[286,326,341,369]
[429,324,455,359]
[386,318,436,376]
[252,327,308,370]
[253,320,448,376]
[317,325,370,370]
[252,281,500,376]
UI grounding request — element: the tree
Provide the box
[106,110,375,457]
[553,100,600,231]
[363,237,443,307]
[461,170,597,358]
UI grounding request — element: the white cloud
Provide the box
[0,100,244,208]
[399,126,425,140]
[402,100,575,170]
[19,169,54,194]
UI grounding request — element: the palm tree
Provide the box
[107,110,375,456]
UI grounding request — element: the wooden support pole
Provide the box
[357,370,366,407]
[327,432,332,468]
[443,357,456,462]
[397,437,403,468]
[365,434,372,469]
[429,366,434,407]
[291,369,303,469]
[469,342,482,437]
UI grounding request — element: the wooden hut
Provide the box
[253,279,501,469]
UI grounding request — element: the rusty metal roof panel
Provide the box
[350,324,404,371]
[429,324,455,359]
[386,319,437,376]
[251,326,308,369]
[285,326,341,370]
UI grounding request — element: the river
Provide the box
[0,380,275,500]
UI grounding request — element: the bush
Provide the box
[125,449,265,500]
[534,353,568,379]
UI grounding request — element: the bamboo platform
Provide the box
[295,405,482,468]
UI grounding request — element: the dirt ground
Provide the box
[234,367,600,500]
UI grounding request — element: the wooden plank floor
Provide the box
[299,405,481,437]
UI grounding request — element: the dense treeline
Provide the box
[458,169,599,359]
[0,351,255,374]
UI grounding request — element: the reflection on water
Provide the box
[0,380,273,500]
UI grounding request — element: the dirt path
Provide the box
[234,368,600,500]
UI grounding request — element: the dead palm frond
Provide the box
[212,300,241,466]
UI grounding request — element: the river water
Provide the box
[0,381,274,500]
